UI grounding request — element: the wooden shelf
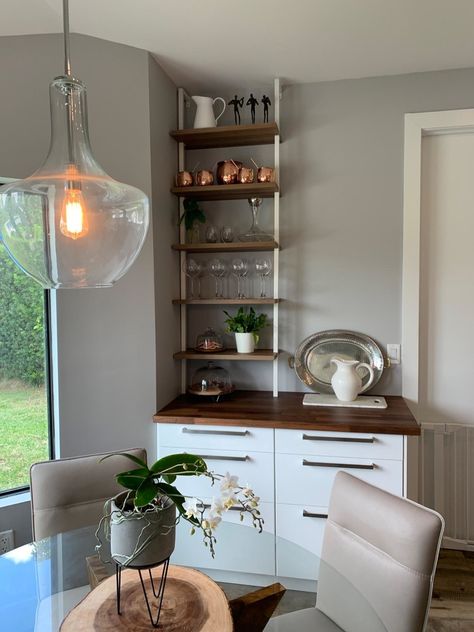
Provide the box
[170,122,280,149]
[174,349,278,361]
[172,298,281,305]
[171,182,278,201]
[172,241,278,254]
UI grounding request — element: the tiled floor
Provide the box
[219,549,474,630]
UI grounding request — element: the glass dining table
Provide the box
[0,522,387,631]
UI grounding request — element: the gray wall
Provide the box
[148,56,181,411]
[0,33,178,544]
[184,70,474,394]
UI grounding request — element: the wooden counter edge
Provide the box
[153,393,420,436]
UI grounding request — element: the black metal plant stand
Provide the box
[115,557,170,628]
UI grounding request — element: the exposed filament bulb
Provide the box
[60,185,88,240]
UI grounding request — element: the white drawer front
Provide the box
[275,429,403,460]
[276,453,403,506]
[159,446,274,503]
[158,423,273,453]
[172,500,275,575]
[276,502,326,580]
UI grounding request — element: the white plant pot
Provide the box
[235,332,255,353]
[110,492,176,567]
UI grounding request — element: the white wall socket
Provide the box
[387,344,401,365]
[0,529,14,554]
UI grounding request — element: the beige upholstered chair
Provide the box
[267,472,444,632]
[30,448,147,540]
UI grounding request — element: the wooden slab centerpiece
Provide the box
[61,565,233,632]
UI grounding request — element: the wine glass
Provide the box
[208,259,227,298]
[255,258,272,297]
[231,258,248,299]
[205,225,219,243]
[220,226,234,243]
[182,258,202,298]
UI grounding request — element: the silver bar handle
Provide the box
[303,510,328,519]
[182,428,249,437]
[303,459,375,470]
[302,434,374,443]
[200,503,242,512]
[198,454,249,462]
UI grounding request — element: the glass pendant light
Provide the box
[0,0,149,288]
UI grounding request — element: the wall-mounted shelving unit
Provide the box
[173,78,281,396]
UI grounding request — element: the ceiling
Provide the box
[4,0,474,92]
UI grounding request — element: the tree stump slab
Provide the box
[60,565,233,631]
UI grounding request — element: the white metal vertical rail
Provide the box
[178,88,187,394]
[272,78,281,397]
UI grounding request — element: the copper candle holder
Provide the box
[194,170,214,186]
[238,167,255,184]
[216,160,242,185]
[176,171,193,187]
[257,167,275,183]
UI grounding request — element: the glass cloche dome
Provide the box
[188,362,233,400]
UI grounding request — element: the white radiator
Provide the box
[420,422,474,549]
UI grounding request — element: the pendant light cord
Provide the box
[63,0,72,76]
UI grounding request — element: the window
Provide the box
[0,190,52,495]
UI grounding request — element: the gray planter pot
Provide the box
[110,492,176,568]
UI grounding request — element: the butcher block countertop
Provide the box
[154,390,420,436]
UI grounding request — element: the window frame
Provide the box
[0,176,55,498]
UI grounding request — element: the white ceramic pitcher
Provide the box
[192,95,226,129]
[330,357,375,402]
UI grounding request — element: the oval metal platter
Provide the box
[293,330,385,394]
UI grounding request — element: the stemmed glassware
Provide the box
[208,259,227,298]
[182,258,203,298]
[231,258,248,299]
[255,259,272,298]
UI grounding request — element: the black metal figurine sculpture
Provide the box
[228,95,244,125]
[246,93,259,124]
[261,95,271,123]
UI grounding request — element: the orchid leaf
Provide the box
[150,453,207,476]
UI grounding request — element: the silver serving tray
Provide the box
[292,330,385,394]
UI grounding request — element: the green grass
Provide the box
[0,381,48,492]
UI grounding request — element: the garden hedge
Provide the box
[0,245,45,386]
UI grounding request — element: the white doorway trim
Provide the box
[402,108,474,415]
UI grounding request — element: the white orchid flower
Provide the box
[242,483,253,497]
[183,498,200,519]
[207,512,222,530]
[220,471,239,492]
[223,494,238,509]
[210,496,225,515]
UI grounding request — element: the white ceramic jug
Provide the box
[330,357,375,402]
[192,96,226,129]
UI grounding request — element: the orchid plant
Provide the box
[104,452,263,557]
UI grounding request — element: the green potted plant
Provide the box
[100,452,262,567]
[224,307,268,353]
[179,198,206,243]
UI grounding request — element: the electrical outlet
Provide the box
[0,529,14,554]
[387,344,401,365]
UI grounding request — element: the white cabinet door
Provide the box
[158,423,273,453]
[276,503,327,580]
[276,453,403,506]
[275,430,403,460]
[171,500,275,575]
[159,446,274,502]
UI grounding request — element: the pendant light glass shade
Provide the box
[0,76,149,288]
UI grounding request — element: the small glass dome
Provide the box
[195,328,224,353]
[189,362,233,399]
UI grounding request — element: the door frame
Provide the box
[402,108,474,414]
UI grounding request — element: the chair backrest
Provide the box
[30,448,147,540]
[317,472,444,632]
